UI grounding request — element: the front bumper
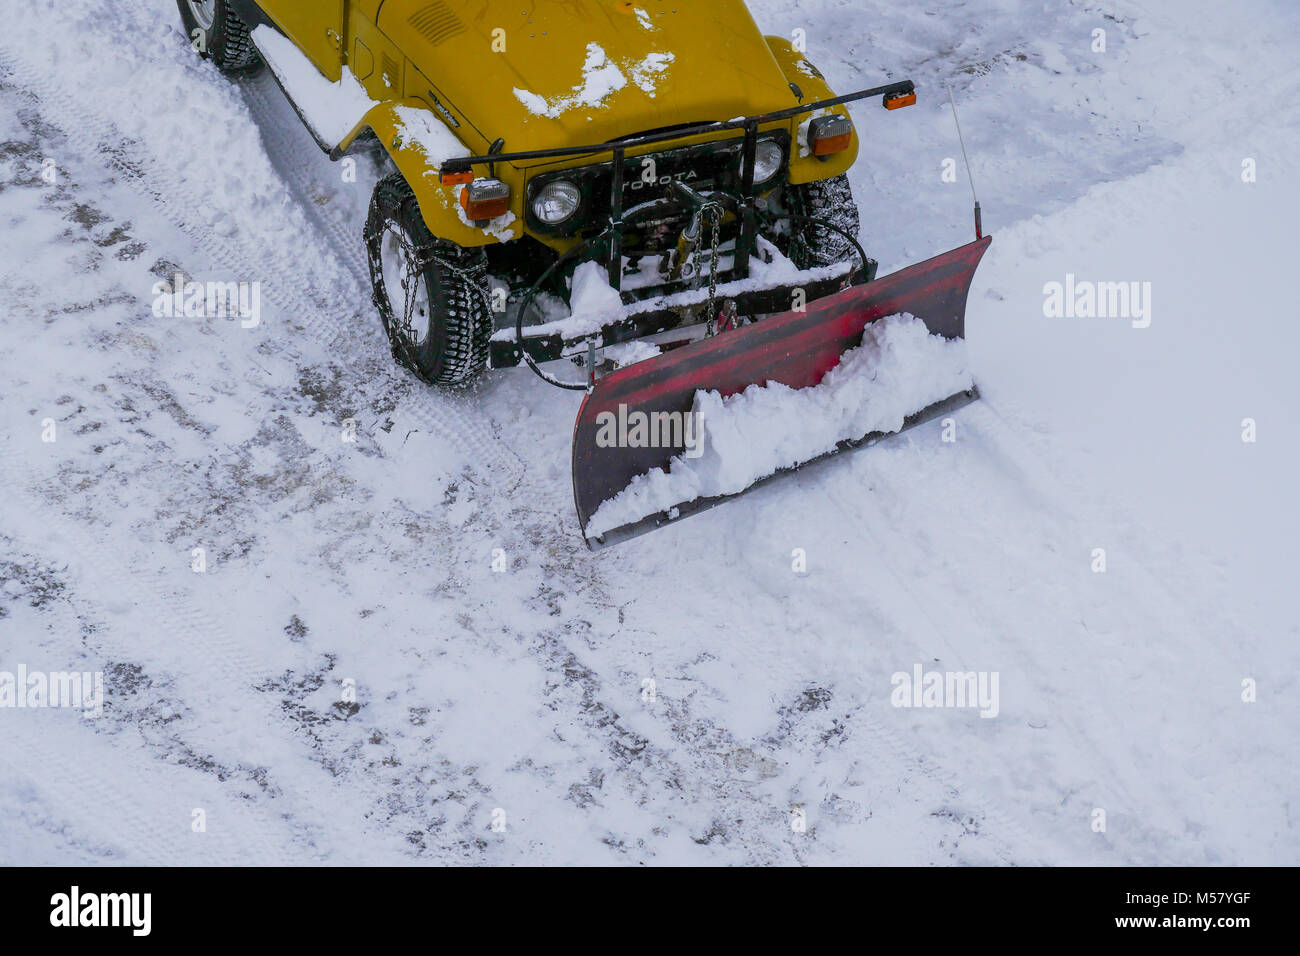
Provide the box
[489,257,873,369]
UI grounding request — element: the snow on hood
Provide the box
[379,0,797,155]
[513,44,675,119]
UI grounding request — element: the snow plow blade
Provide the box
[572,236,992,549]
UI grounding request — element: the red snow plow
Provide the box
[440,80,990,549]
[572,237,989,547]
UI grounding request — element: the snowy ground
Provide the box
[1,0,1297,865]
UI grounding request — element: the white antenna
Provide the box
[946,84,983,239]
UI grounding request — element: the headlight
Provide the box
[532,180,582,225]
[752,140,784,185]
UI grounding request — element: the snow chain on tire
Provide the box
[364,173,493,389]
[175,0,260,73]
[784,174,862,269]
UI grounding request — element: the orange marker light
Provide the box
[813,132,853,156]
[884,91,917,110]
[440,169,474,186]
[460,178,511,222]
[808,114,853,158]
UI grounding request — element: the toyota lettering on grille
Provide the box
[626,169,704,194]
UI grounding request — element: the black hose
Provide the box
[757,212,871,283]
[514,231,611,392]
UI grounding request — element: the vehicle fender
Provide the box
[341,99,522,249]
[763,36,861,185]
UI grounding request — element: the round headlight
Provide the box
[752,140,785,185]
[532,180,582,225]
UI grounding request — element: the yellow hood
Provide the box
[379,0,799,154]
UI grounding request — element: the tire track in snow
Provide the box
[0,523,305,865]
[230,65,527,492]
[0,30,775,865]
[0,46,686,862]
[0,42,524,494]
[0,69,391,865]
[0,37,1078,864]
[233,69,375,294]
[0,448,342,864]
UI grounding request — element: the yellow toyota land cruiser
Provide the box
[177,1,918,387]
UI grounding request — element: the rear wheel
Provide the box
[782,174,862,269]
[365,173,492,389]
[175,0,259,72]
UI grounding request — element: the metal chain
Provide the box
[381,226,494,365]
[419,250,494,316]
[383,227,423,364]
[704,201,722,336]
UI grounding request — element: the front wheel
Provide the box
[781,174,863,269]
[364,173,492,389]
[175,0,260,72]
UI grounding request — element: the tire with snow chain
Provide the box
[176,0,260,73]
[365,173,492,389]
[783,174,863,269]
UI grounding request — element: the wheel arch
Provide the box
[339,101,521,250]
[763,35,861,185]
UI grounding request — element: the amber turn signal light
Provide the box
[460,178,511,222]
[884,91,917,110]
[808,114,853,158]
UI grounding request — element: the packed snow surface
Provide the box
[586,315,972,536]
[0,0,1297,867]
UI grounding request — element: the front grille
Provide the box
[526,132,788,240]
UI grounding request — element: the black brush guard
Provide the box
[436,81,919,369]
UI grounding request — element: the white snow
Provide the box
[391,104,468,168]
[452,189,518,242]
[511,88,552,118]
[390,106,513,239]
[494,239,852,344]
[494,258,628,343]
[0,0,1297,868]
[630,53,675,97]
[603,340,662,368]
[586,315,971,536]
[514,43,674,118]
[796,108,831,158]
[250,25,378,148]
[568,260,626,328]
